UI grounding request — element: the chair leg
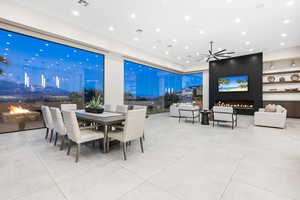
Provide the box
[143,131,145,141]
[122,142,127,160]
[45,128,49,139]
[54,132,58,146]
[49,129,53,143]
[140,137,144,153]
[107,138,110,152]
[60,135,65,150]
[67,140,72,155]
[75,144,80,163]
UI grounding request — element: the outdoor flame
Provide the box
[8,105,30,114]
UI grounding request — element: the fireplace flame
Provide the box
[8,105,30,114]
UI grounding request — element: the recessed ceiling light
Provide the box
[7,34,12,37]
[5,42,10,45]
[286,0,294,6]
[226,0,233,3]
[249,49,253,52]
[234,18,241,23]
[280,42,285,46]
[184,15,191,21]
[199,30,205,34]
[130,13,136,19]
[283,19,291,24]
[281,33,287,37]
[245,41,251,45]
[152,46,157,49]
[177,56,181,60]
[133,37,139,41]
[196,52,200,56]
[165,51,169,55]
[108,26,115,31]
[186,60,190,64]
[172,39,177,43]
[184,45,189,50]
[72,10,80,16]
[241,31,247,35]
[155,28,161,32]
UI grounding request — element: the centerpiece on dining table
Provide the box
[85,96,104,114]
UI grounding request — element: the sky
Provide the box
[0,29,104,93]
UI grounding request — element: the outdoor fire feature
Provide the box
[1,105,40,130]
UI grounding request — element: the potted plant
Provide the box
[85,96,104,114]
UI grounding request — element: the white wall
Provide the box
[104,53,124,107]
[202,70,209,109]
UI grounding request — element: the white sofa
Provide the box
[169,103,194,117]
[254,105,287,129]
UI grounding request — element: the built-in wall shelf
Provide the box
[263,70,300,76]
[263,91,300,94]
[263,81,300,85]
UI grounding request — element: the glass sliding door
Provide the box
[0,29,104,133]
[124,60,203,114]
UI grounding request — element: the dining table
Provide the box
[75,110,126,152]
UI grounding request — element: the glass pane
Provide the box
[124,60,203,114]
[0,29,104,133]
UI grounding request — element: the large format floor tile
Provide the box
[0,113,300,200]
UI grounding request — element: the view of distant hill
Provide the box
[0,80,70,96]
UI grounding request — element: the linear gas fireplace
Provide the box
[214,100,256,115]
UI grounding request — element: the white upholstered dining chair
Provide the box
[116,105,128,113]
[50,107,67,150]
[62,110,104,162]
[61,104,77,111]
[107,109,147,160]
[41,106,54,142]
[104,104,113,112]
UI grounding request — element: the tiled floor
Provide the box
[1,113,300,200]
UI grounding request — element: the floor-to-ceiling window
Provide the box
[0,29,104,133]
[124,60,203,113]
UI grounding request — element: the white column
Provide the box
[104,53,124,107]
[202,70,209,109]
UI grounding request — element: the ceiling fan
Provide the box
[201,41,235,62]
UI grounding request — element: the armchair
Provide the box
[212,106,237,129]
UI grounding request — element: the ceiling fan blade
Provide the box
[217,55,231,58]
[214,49,226,54]
[209,50,213,55]
[213,56,220,61]
[217,52,235,55]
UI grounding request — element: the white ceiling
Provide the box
[8,0,300,67]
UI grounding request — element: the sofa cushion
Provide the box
[265,104,276,112]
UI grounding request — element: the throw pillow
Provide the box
[265,104,276,112]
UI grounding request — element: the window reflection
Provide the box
[124,61,203,114]
[0,29,104,133]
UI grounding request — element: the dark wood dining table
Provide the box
[75,110,126,152]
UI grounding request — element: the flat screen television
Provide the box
[218,75,248,92]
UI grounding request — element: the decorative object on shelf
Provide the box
[85,96,104,114]
[269,89,277,91]
[291,60,296,67]
[198,41,235,62]
[285,88,299,92]
[279,77,286,82]
[269,61,274,70]
[267,76,275,82]
[290,74,300,81]
[0,56,9,76]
